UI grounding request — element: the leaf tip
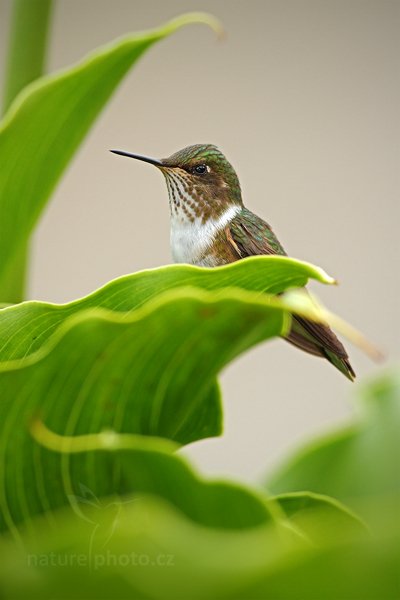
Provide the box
[315,267,337,286]
[165,12,224,40]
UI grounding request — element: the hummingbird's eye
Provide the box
[193,164,207,175]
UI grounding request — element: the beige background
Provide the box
[1,0,399,482]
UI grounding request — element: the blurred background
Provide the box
[0,0,398,483]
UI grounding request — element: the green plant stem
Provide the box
[0,243,29,304]
[2,0,53,113]
[1,0,53,303]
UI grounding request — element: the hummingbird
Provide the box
[111,144,355,381]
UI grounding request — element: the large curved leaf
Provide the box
[0,12,221,301]
[30,422,277,532]
[0,286,292,533]
[0,255,334,361]
[0,422,368,598]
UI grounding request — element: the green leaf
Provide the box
[0,255,334,361]
[0,495,294,600]
[0,285,294,533]
[274,491,367,543]
[30,423,277,531]
[266,370,400,522]
[0,488,381,600]
[0,12,221,302]
[0,349,394,599]
[230,535,400,600]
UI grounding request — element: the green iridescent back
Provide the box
[229,208,287,256]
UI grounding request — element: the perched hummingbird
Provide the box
[111,144,355,380]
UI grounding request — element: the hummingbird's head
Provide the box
[111,144,242,223]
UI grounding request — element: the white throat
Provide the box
[170,204,240,266]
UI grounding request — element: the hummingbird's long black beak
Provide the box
[110,149,163,167]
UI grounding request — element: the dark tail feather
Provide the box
[285,316,356,381]
[324,348,356,381]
